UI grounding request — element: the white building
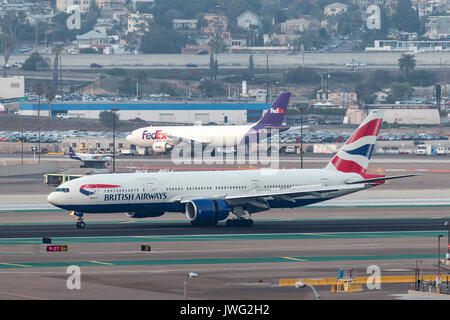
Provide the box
[425,16,450,40]
[172,19,198,30]
[18,101,271,125]
[127,12,153,34]
[0,76,24,100]
[56,0,91,13]
[236,10,262,30]
[324,2,349,15]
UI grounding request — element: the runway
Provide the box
[0,216,448,239]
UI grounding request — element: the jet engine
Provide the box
[185,199,230,225]
[126,211,165,219]
[152,142,174,153]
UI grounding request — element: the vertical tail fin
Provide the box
[326,109,385,175]
[252,92,290,130]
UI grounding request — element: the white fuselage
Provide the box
[126,125,256,148]
[47,169,366,215]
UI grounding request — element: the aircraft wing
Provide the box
[176,183,365,206]
[166,133,213,145]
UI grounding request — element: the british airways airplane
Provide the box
[125,92,291,153]
[48,109,415,229]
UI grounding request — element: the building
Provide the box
[56,0,91,13]
[281,17,319,34]
[127,12,153,34]
[236,10,262,30]
[131,0,154,10]
[366,39,450,51]
[344,104,441,125]
[0,76,24,100]
[173,19,198,31]
[265,34,300,46]
[96,0,126,10]
[18,101,272,125]
[201,14,230,39]
[76,29,109,48]
[324,2,349,15]
[425,16,450,40]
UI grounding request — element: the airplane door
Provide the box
[146,182,157,193]
[251,180,262,191]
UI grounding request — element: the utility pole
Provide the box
[300,104,303,169]
[266,52,269,104]
[111,107,119,173]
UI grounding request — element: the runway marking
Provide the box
[0,291,48,300]
[283,257,307,262]
[0,262,32,268]
[89,260,115,266]
[0,253,438,270]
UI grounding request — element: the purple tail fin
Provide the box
[252,92,290,130]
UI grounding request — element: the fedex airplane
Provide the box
[69,147,112,163]
[48,109,415,229]
[125,92,291,153]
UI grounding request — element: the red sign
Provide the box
[46,245,68,252]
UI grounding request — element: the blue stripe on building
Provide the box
[19,102,271,111]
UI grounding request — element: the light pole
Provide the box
[445,221,449,265]
[438,234,444,275]
[295,280,320,300]
[111,107,119,173]
[184,272,198,300]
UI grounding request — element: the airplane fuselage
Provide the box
[47,169,366,215]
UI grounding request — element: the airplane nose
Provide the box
[126,133,135,144]
[47,192,57,205]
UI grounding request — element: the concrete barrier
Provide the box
[0,163,59,177]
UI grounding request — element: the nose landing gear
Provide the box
[70,211,86,229]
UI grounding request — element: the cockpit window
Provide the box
[55,188,70,193]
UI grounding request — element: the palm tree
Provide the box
[33,82,45,117]
[398,53,416,75]
[45,84,56,117]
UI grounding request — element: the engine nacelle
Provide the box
[126,211,165,219]
[152,142,173,153]
[185,199,230,225]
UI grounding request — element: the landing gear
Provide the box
[225,206,255,227]
[73,212,86,229]
[226,218,254,227]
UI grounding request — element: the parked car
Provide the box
[90,63,103,68]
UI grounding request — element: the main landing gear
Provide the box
[71,211,86,229]
[225,218,254,227]
[225,206,254,227]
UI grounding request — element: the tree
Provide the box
[398,54,416,75]
[22,52,49,71]
[389,82,414,102]
[99,110,120,129]
[0,33,15,77]
[208,32,228,54]
[198,80,226,97]
[45,84,57,117]
[33,82,45,117]
[248,54,254,80]
[209,53,215,80]
[392,0,419,33]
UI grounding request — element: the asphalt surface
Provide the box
[0,218,448,238]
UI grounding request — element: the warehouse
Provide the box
[18,101,271,125]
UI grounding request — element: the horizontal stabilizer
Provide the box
[344,174,418,185]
